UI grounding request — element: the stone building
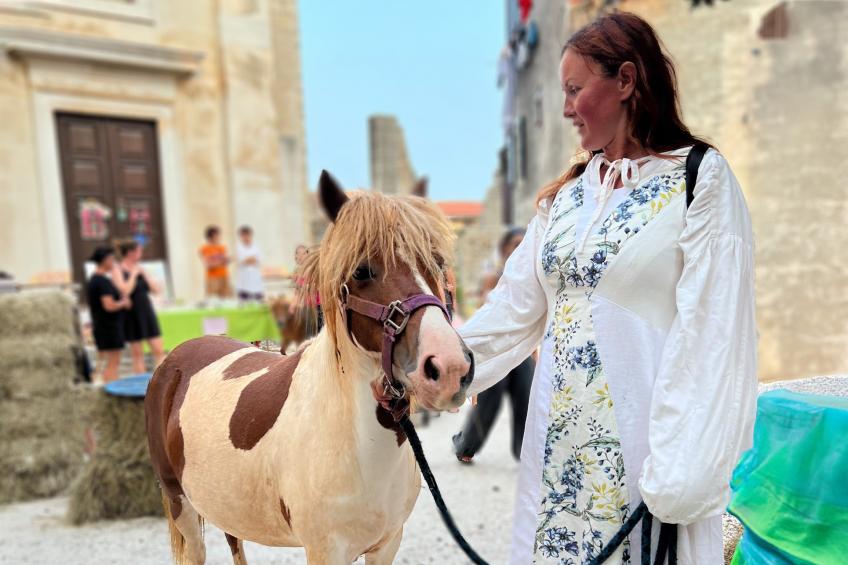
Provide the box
[451,170,507,312]
[490,0,848,380]
[0,0,310,301]
[368,114,422,197]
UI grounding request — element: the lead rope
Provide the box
[586,143,709,565]
[399,416,490,565]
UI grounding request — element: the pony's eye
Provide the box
[352,266,375,281]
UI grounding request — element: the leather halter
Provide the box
[340,283,452,420]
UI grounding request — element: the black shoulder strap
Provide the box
[685,142,709,208]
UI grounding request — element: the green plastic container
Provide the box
[728,389,848,564]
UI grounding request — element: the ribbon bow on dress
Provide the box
[576,154,651,252]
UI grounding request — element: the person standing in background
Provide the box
[86,247,130,383]
[453,228,534,463]
[199,225,231,298]
[292,244,322,335]
[235,225,264,302]
[114,239,164,374]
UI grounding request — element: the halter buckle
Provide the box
[383,375,405,399]
[384,300,410,334]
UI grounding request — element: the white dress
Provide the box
[459,147,758,564]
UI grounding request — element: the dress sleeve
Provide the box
[459,214,548,395]
[638,150,759,525]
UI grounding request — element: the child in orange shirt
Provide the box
[199,225,231,298]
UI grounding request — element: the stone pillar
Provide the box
[368,115,417,195]
[217,0,310,275]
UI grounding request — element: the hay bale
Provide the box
[0,291,76,339]
[0,395,81,441]
[0,337,78,400]
[0,291,89,504]
[0,437,84,504]
[0,385,94,504]
[68,390,163,524]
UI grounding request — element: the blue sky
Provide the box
[299,2,505,202]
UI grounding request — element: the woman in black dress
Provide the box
[114,240,164,373]
[86,247,131,383]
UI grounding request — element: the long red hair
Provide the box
[537,11,711,205]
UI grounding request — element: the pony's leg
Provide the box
[224,533,248,565]
[364,529,403,565]
[304,543,349,565]
[168,495,206,565]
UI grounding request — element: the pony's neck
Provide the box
[305,326,381,416]
[319,325,411,468]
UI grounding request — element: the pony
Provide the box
[145,171,474,564]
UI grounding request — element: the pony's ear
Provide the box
[319,170,349,222]
[411,176,428,198]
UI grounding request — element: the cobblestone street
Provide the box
[0,407,519,564]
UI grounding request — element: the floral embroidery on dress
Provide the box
[534,168,686,564]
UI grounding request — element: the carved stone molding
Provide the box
[0,26,203,75]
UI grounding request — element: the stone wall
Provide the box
[454,171,507,314]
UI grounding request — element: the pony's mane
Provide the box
[299,191,455,343]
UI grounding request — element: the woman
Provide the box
[453,228,535,462]
[460,13,757,564]
[86,247,131,383]
[114,240,164,373]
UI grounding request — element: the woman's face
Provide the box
[131,245,143,262]
[101,255,115,271]
[560,49,632,152]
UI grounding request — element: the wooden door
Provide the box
[56,114,167,295]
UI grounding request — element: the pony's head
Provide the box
[301,171,474,411]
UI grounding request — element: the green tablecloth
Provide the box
[156,304,280,351]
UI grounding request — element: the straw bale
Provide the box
[0,336,79,399]
[0,291,76,339]
[0,438,84,504]
[0,395,77,441]
[67,391,163,523]
[0,384,95,503]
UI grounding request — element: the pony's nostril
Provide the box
[424,356,440,381]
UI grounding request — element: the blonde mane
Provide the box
[300,191,455,344]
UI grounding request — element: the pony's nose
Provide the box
[423,351,471,386]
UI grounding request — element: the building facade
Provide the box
[495,0,848,380]
[0,0,310,301]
